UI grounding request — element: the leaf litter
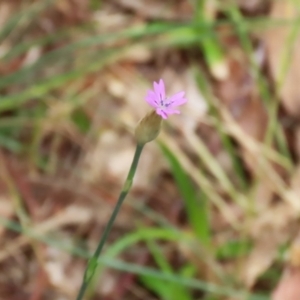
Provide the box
[0,0,300,299]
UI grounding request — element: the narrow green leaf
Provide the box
[159,141,211,246]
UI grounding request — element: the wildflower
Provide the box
[145,79,187,119]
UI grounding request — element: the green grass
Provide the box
[0,0,297,299]
[159,141,211,246]
[0,215,269,300]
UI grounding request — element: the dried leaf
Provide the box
[272,268,300,300]
[264,1,300,116]
[272,233,300,300]
[242,203,297,287]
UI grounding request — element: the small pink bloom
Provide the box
[145,79,187,119]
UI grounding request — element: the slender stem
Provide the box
[75,143,144,300]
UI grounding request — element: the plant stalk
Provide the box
[75,143,144,300]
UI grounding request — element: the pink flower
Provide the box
[145,79,187,119]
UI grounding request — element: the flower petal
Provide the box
[153,79,165,100]
[158,79,165,99]
[172,91,185,99]
[167,91,187,107]
[164,108,181,115]
[170,97,187,107]
[145,90,159,107]
[156,108,168,119]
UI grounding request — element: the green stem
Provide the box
[75,143,145,300]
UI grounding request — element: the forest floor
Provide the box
[0,1,300,299]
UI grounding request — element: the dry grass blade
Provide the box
[159,133,240,228]
[0,206,92,262]
[221,107,300,211]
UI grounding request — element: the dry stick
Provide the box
[0,205,92,262]
[75,143,144,300]
[0,152,47,269]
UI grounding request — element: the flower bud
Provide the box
[134,110,162,145]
